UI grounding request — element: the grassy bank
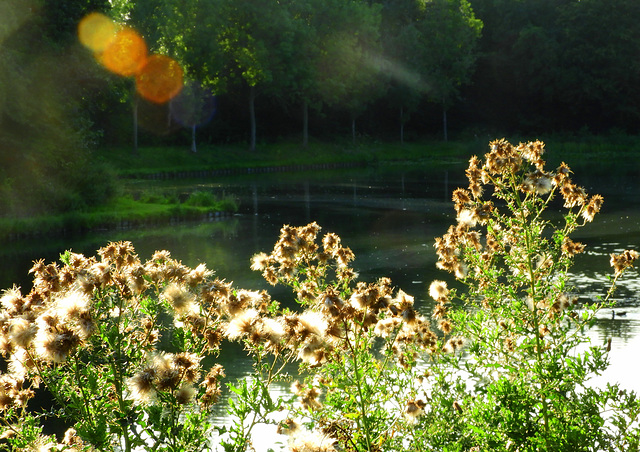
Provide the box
[100,139,474,177]
[0,191,238,241]
[3,135,639,241]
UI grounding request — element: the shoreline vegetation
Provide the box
[2,135,639,241]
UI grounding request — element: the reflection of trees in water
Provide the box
[592,318,639,345]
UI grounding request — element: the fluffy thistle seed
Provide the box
[128,368,156,405]
[428,280,449,302]
[1,287,25,315]
[176,383,196,405]
[610,250,639,276]
[9,318,38,349]
[225,309,260,340]
[162,284,196,315]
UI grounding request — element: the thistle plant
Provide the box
[241,223,457,451]
[0,243,231,451]
[431,139,640,451]
[0,139,639,452]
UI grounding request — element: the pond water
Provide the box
[2,161,639,448]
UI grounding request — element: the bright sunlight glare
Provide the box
[78,12,183,104]
[136,54,184,104]
[77,12,116,53]
[100,27,147,77]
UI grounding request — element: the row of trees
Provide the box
[103,0,640,148]
[1,0,639,217]
[108,0,482,150]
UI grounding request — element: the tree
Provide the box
[0,0,114,217]
[378,0,430,143]
[556,0,640,131]
[314,0,384,144]
[212,0,298,151]
[414,0,482,141]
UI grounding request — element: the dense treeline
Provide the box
[1,0,639,217]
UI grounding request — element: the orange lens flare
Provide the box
[100,27,148,77]
[136,54,184,104]
[78,12,116,53]
[79,13,184,104]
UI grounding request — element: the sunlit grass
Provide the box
[100,139,475,177]
[0,192,238,241]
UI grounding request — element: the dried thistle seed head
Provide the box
[203,364,225,387]
[225,308,260,341]
[297,311,327,338]
[89,261,112,286]
[322,232,341,253]
[153,354,181,391]
[8,318,38,349]
[429,280,449,302]
[34,326,82,363]
[374,317,400,338]
[520,140,545,165]
[175,383,196,405]
[561,238,586,257]
[438,319,453,334]
[250,252,271,272]
[262,266,279,285]
[452,188,473,213]
[443,337,465,353]
[610,249,639,276]
[561,182,587,208]
[8,348,37,379]
[126,265,149,294]
[404,399,427,423]
[62,428,84,447]
[523,170,552,195]
[582,194,604,223]
[394,289,414,310]
[185,263,212,287]
[205,329,223,350]
[277,418,300,436]
[162,283,196,315]
[127,367,157,405]
[260,317,286,346]
[334,247,355,268]
[172,352,201,371]
[56,291,90,321]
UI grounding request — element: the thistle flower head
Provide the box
[610,249,639,277]
[225,308,260,341]
[162,283,196,315]
[428,280,449,302]
[1,287,25,316]
[175,383,196,405]
[127,366,157,405]
[404,398,427,424]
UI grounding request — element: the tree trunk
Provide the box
[249,85,256,151]
[442,99,448,142]
[352,117,356,145]
[302,100,309,148]
[191,124,197,153]
[132,96,138,155]
[400,105,404,144]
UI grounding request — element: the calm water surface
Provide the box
[2,163,639,448]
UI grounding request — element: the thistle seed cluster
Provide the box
[436,139,611,289]
[242,223,451,370]
[0,241,259,448]
[610,249,639,277]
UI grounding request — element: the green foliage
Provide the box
[431,139,640,450]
